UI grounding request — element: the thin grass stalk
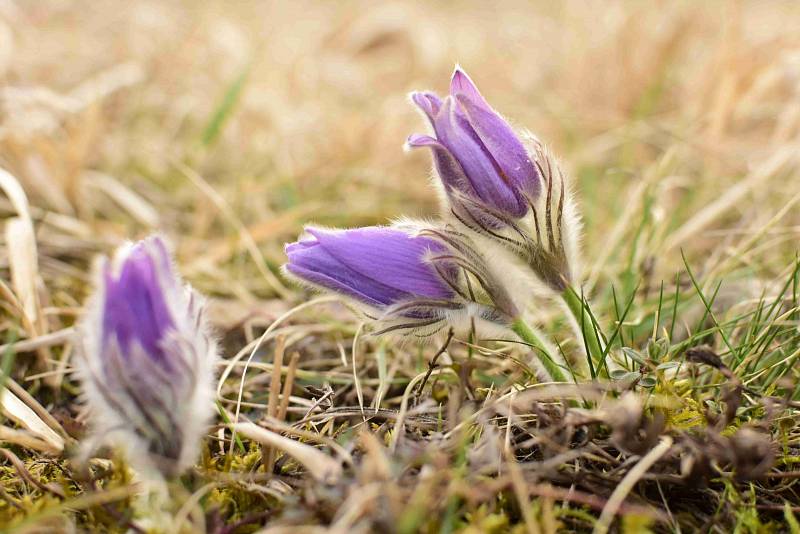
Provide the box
[561,286,606,379]
[262,336,286,472]
[277,352,299,421]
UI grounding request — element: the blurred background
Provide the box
[2,0,800,306]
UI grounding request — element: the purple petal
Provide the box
[102,241,175,364]
[407,134,479,202]
[434,97,526,216]
[449,67,492,112]
[285,239,410,307]
[410,91,443,127]
[308,227,453,300]
[406,133,437,148]
[285,238,315,255]
[455,94,540,199]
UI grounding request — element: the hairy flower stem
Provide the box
[510,319,568,383]
[561,286,606,379]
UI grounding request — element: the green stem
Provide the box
[561,286,606,378]
[510,319,568,383]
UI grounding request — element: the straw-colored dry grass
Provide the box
[2,1,800,532]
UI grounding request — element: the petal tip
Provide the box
[450,66,475,92]
[449,67,491,111]
[406,133,437,148]
[410,91,442,123]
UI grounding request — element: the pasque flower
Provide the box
[284,223,520,335]
[408,68,598,375]
[284,223,568,381]
[408,67,581,292]
[407,67,541,227]
[77,236,218,477]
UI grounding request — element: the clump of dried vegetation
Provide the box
[1,1,800,532]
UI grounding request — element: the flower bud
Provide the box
[407,67,540,225]
[77,236,218,478]
[409,68,581,293]
[283,223,519,336]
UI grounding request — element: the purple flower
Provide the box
[284,223,521,335]
[285,226,454,311]
[78,236,217,477]
[407,67,540,224]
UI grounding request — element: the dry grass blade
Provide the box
[5,218,42,329]
[84,171,159,228]
[0,425,60,454]
[593,435,674,534]
[0,327,75,355]
[2,376,69,440]
[350,322,365,418]
[232,422,342,484]
[0,167,54,380]
[262,335,286,471]
[277,352,300,421]
[0,388,64,453]
[1,168,41,326]
[259,417,353,465]
[267,336,286,420]
[5,218,40,326]
[0,167,32,221]
[391,366,458,452]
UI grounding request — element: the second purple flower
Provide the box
[407,67,541,225]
